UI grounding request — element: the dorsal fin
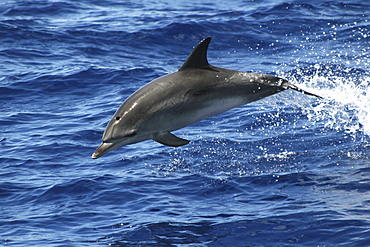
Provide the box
[178,37,211,71]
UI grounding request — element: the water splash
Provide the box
[280,64,370,135]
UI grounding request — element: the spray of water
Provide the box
[280,64,370,136]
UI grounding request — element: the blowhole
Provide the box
[115,116,120,120]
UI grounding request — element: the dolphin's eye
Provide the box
[115,116,120,120]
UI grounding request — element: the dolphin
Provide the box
[92,37,321,159]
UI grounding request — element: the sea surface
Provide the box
[1,0,370,246]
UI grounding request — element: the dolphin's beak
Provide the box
[92,135,147,159]
[92,142,116,159]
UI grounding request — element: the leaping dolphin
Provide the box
[92,37,321,159]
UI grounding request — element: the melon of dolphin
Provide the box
[92,37,321,159]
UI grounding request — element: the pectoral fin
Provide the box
[153,132,190,147]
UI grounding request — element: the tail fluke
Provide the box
[280,80,323,99]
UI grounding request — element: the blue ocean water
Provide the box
[1,0,370,246]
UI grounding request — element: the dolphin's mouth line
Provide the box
[92,140,123,159]
[92,134,151,159]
